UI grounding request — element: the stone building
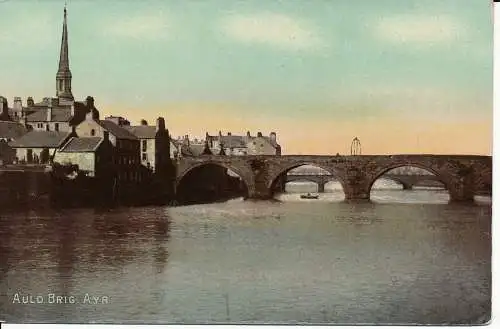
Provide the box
[9,130,75,164]
[124,119,179,169]
[53,133,114,177]
[75,110,141,184]
[205,131,281,156]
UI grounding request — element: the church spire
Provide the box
[56,4,74,102]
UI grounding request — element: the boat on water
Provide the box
[300,193,319,199]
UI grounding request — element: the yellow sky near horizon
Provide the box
[100,103,492,156]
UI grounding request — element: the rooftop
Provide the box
[124,125,156,139]
[99,120,138,140]
[59,137,103,152]
[9,130,71,148]
[0,121,28,139]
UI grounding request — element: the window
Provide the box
[58,80,63,91]
[55,123,59,132]
[46,124,50,131]
[90,129,95,136]
[142,140,147,152]
[142,153,147,161]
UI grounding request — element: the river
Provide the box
[0,180,491,324]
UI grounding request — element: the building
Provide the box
[124,119,179,169]
[205,131,281,156]
[0,121,29,164]
[53,133,114,177]
[9,130,75,164]
[74,110,141,184]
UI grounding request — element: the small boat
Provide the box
[300,193,319,199]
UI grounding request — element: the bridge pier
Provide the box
[448,183,475,203]
[247,188,272,200]
[343,182,371,202]
[402,183,413,190]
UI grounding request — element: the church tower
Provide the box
[56,5,74,103]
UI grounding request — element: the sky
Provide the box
[0,0,493,155]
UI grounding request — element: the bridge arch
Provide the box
[176,161,255,201]
[268,161,346,195]
[367,162,452,196]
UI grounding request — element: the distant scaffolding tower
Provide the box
[351,137,361,155]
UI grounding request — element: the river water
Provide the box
[0,180,491,324]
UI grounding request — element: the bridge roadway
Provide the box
[175,154,492,202]
[285,174,443,192]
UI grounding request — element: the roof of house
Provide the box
[25,107,72,122]
[24,100,90,127]
[9,131,71,148]
[124,125,156,139]
[59,137,103,152]
[99,120,138,140]
[0,121,28,139]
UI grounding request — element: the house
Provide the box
[205,131,281,155]
[75,110,141,183]
[174,135,211,157]
[24,96,98,133]
[8,130,74,164]
[125,119,179,169]
[53,133,113,177]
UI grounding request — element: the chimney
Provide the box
[247,131,251,137]
[27,97,34,107]
[184,135,190,146]
[13,97,22,110]
[103,130,109,141]
[227,132,231,136]
[141,119,148,126]
[156,117,166,132]
[85,96,95,109]
[47,99,53,122]
[218,130,222,137]
[257,132,262,137]
[270,132,277,142]
[206,132,209,139]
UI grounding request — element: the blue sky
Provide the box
[0,0,493,154]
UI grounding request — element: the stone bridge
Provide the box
[175,155,492,202]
